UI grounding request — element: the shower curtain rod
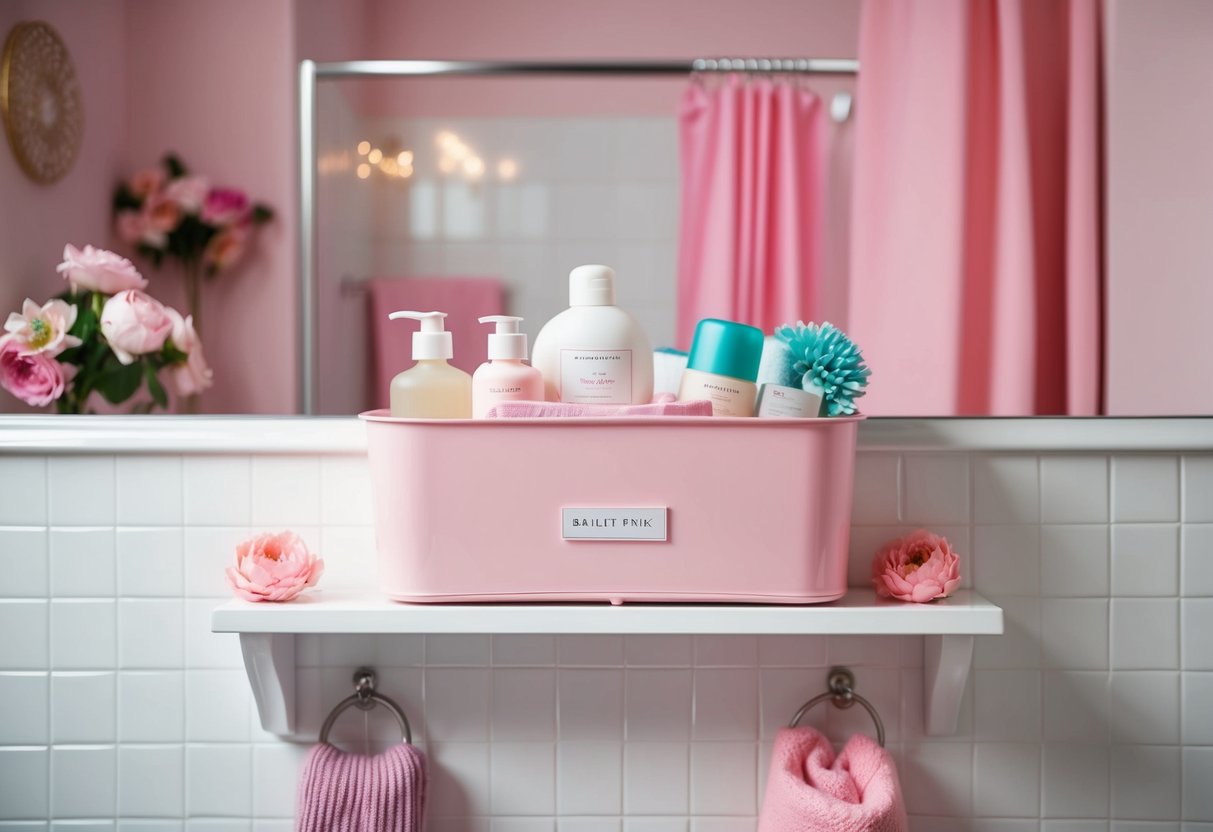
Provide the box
[310,58,860,78]
[297,57,858,413]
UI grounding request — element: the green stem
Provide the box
[184,260,203,337]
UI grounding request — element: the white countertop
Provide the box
[0,414,1210,454]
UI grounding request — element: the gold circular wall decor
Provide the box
[0,21,83,184]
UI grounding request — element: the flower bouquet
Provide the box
[0,245,210,414]
[113,153,272,334]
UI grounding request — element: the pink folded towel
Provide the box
[297,742,426,832]
[758,727,908,832]
[485,399,714,418]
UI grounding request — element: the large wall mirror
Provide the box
[305,0,1213,418]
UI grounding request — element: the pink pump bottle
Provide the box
[472,315,544,418]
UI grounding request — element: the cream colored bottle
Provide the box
[388,311,472,418]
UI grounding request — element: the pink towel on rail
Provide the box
[486,399,714,418]
[369,276,504,409]
[296,742,426,832]
[757,727,908,832]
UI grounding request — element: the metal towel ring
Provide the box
[788,667,885,747]
[319,668,413,746]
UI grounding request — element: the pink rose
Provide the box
[872,529,961,603]
[226,531,324,602]
[100,290,173,364]
[143,192,182,234]
[57,244,148,294]
[115,210,166,248]
[4,298,81,357]
[163,175,209,213]
[128,167,165,199]
[201,187,250,226]
[165,308,213,396]
[0,336,68,407]
[203,225,249,272]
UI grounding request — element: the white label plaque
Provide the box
[562,507,668,541]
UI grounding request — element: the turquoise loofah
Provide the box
[773,321,871,416]
[755,336,799,387]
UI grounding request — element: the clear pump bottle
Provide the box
[472,315,544,418]
[387,311,472,418]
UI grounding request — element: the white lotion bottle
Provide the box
[388,311,472,418]
[472,315,544,418]
[531,265,654,404]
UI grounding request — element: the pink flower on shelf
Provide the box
[165,308,213,395]
[143,192,182,236]
[872,529,961,603]
[56,244,148,294]
[0,336,68,406]
[201,187,250,226]
[4,298,81,357]
[100,290,173,365]
[226,531,324,603]
[202,224,249,273]
[163,175,209,213]
[128,167,166,199]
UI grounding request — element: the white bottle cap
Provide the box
[388,310,453,360]
[478,315,528,360]
[569,264,616,307]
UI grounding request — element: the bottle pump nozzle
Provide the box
[389,310,453,360]
[478,315,528,361]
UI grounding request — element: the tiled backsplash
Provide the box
[1,449,1212,830]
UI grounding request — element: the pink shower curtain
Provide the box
[848,0,1103,415]
[676,76,826,349]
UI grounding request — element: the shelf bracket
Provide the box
[923,634,973,735]
[240,633,296,735]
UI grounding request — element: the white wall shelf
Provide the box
[213,589,1001,739]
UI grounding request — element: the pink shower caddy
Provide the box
[360,410,862,605]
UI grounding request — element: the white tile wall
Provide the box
[359,117,682,351]
[1,448,1211,830]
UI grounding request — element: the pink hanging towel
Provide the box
[758,726,908,832]
[296,743,426,832]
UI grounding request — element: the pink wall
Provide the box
[0,1,129,413]
[1105,0,1213,414]
[124,0,298,413]
[361,0,860,116]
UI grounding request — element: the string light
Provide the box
[357,141,371,155]
[356,163,371,179]
[463,156,485,179]
[497,158,518,181]
[397,151,413,166]
[367,148,383,165]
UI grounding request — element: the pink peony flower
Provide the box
[165,307,213,395]
[202,225,249,272]
[4,298,81,357]
[143,192,182,235]
[100,290,173,364]
[0,336,68,406]
[128,167,166,199]
[226,531,324,602]
[57,244,148,294]
[164,175,209,213]
[201,187,250,226]
[872,529,961,603]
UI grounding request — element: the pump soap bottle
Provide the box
[531,265,654,404]
[387,311,472,418]
[472,315,544,418]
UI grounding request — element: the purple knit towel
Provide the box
[296,743,426,832]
